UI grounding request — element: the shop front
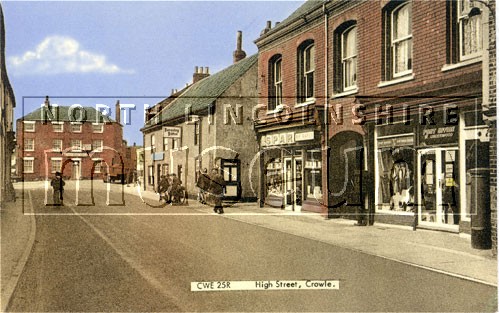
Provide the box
[374,107,488,233]
[259,128,323,213]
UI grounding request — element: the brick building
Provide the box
[0,3,16,204]
[142,32,259,201]
[254,0,492,245]
[17,98,130,182]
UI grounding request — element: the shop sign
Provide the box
[295,131,315,142]
[261,132,295,147]
[164,127,181,138]
[378,135,414,149]
[151,152,164,161]
[420,125,458,146]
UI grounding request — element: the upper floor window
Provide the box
[71,123,82,133]
[458,0,483,61]
[268,55,283,111]
[52,139,63,152]
[383,1,413,80]
[71,139,82,152]
[342,26,357,90]
[24,138,34,151]
[92,123,104,133]
[163,137,169,151]
[92,139,103,152]
[194,122,200,146]
[52,122,63,132]
[298,41,315,103]
[334,22,358,93]
[23,121,35,132]
[151,134,156,150]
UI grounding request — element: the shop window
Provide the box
[304,149,323,201]
[377,145,415,211]
[268,55,283,111]
[297,40,315,103]
[266,158,283,197]
[382,1,413,80]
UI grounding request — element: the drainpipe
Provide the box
[323,2,330,217]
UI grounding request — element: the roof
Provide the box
[146,54,258,126]
[257,0,324,40]
[20,105,115,123]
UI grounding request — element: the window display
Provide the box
[377,146,414,211]
[266,158,283,197]
[304,149,322,201]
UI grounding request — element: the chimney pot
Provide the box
[205,67,209,74]
[266,20,272,29]
[194,66,198,73]
[115,100,121,123]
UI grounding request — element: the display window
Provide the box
[266,158,283,197]
[304,149,322,202]
[376,141,415,212]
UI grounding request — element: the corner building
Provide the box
[255,0,492,243]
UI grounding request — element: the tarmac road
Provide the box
[7,185,497,312]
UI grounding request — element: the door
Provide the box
[221,159,241,200]
[284,157,302,211]
[418,148,459,228]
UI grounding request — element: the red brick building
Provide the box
[255,0,491,246]
[17,97,131,182]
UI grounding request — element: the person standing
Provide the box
[209,167,226,214]
[196,168,209,204]
[50,172,65,206]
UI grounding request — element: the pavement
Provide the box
[1,181,497,310]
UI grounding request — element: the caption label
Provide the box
[191,280,339,292]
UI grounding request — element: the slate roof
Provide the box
[146,54,258,126]
[20,106,115,123]
[258,0,324,39]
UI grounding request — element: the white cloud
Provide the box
[8,36,134,75]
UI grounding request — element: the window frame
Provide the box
[23,157,34,173]
[52,139,63,152]
[71,139,82,152]
[24,138,35,151]
[23,121,35,132]
[268,55,283,111]
[341,25,358,92]
[50,157,62,174]
[297,41,315,104]
[458,0,483,62]
[391,2,413,78]
[163,137,169,151]
[92,123,104,133]
[71,123,82,133]
[92,139,103,152]
[52,122,64,133]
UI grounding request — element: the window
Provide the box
[194,122,200,145]
[93,159,103,173]
[342,26,357,91]
[383,1,413,80]
[163,137,169,151]
[23,121,35,132]
[52,139,63,152]
[92,123,104,133]
[335,22,358,93]
[92,140,103,152]
[71,123,82,133]
[268,55,283,111]
[24,138,34,151]
[71,139,82,151]
[51,158,62,173]
[150,134,156,150]
[458,0,483,61]
[172,138,180,150]
[297,41,315,103]
[52,122,63,132]
[148,165,154,185]
[23,158,34,173]
[305,149,323,201]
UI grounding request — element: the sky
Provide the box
[3,0,303,146]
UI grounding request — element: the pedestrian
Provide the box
[50,171,65,206]
[208,167,226,214]
[158,175,170,202]
[196,168,209,204]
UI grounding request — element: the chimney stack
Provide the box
[233,31,247,64]
[115,100,121,124]
[44,95,50,108]
[192,65,210,84]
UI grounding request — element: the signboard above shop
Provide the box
[261,130,315,147]
[164,127,181,138]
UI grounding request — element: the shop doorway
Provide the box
[418,148,459,228]
[221,159,241,200]
[284,157,302,211]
